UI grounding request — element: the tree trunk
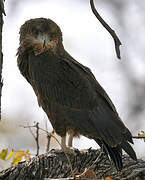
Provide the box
[0,0,5,120]
[0,149,145,180]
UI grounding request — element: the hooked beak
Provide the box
[36,33,49,48]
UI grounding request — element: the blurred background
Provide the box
[0,0,145,169]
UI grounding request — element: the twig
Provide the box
[90,0,122,59]
[20,124,74,176]
[75,149,103,179]
[27,123,35,139]
[88,148,103,169]
[132,136,145,140]
[35,122,40,156]
[20,125,36,129]
[20,123,40,156]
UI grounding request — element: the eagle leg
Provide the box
[68,132,74,147]
[61,136,76,155]
[61,136,67,149]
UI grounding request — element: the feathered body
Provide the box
[17,18,137,171]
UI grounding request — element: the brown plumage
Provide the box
[17,18,137,171]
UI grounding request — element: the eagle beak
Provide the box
[43,40,46,48]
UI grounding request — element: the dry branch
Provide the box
[35,122,40,156]
[21,124,74,175]
[0,149,145,180]
[90,0,122,59]
[133,136,145,140]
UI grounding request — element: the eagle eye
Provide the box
[50,33,56,39]
[33,29,40,36]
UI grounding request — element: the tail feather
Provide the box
[119,141,137,161]
[103,142,123,171]
[95,139,123,171]
[95,139,137,171]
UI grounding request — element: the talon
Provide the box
[54,147,77,155]
[63,146,77,155]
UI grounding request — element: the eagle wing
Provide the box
[64,51,117,113]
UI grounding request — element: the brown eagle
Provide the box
[17,18,137,171]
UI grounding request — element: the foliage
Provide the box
[0,149,31,166]
[138,131,145,142]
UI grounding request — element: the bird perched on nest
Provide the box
[17,18,137,171]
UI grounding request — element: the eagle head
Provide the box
[19,18,63,55]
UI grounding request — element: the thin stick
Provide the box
[35,122,40,156]
[132,136,145,140]
[88,149,103,169]
[90,0,122,59]
[20,125,73,176]
[27,124,35,139]
[75,149,103,179]
[21,123,40,156]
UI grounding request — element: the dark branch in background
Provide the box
[90,0,122,59]
[0,0,5,16]
[0,0,5,121]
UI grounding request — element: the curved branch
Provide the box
[90,0,122,59]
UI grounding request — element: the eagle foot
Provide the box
[55,147,77,155]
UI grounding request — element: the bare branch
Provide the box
[132,136,145,140]
[20,123,40,156]
[90,0,122,59]
[20,124,73,176]
[35,122,40,156]
[27,123,36,139]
